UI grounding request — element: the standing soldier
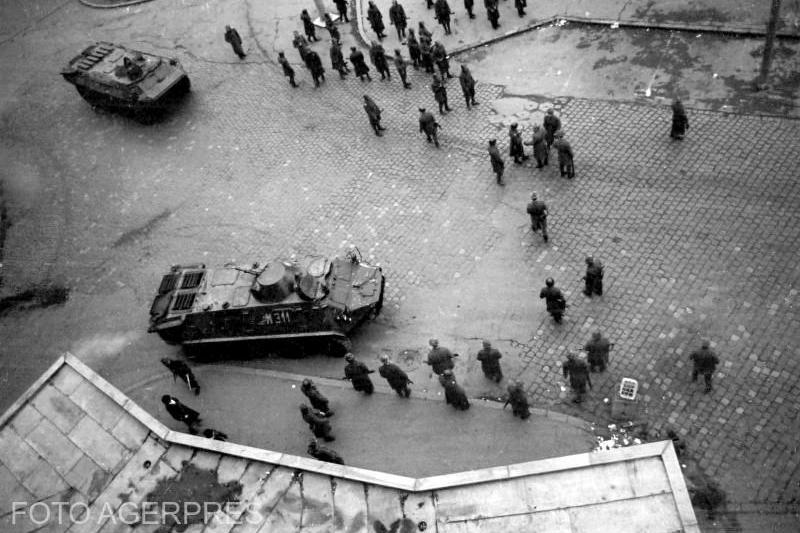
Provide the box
[514,0,526,17]
[505,381,530,419]
[488,139,505,185]
[363,94,386,136]
[349,46,372,81]
[278,51,299,87]
[224,25,246,59]
[300,404,335,441]
[379,355,412,397]
[308,439,344,464]
[431,73,451,114]
[539,277,566,323]
[689,341,719,393]
[670,97,689,140]
[476,340,503,383]
[524,125,548,168]
[553,131,575,178]
[369,41,391,80]
[343,353,375,394]
[293,31,310,62]
[407,29,421,69]
[394,49,412,88]
[562,353,592,403]
[485,0,501,29]
[334,0,350,22]
[301,9,319,42]
[426,338,456,375]
[389,0,409,41]
[161,358,200,395]
[161,395,201,433]
[419,107,441,147]
[367,1,387,40]
[435,0,454,34]
[465,0,476,19]
[324,14,341,43]
[301,378,335,416]
[418,21,433,42]
[583,256,604,296]
[543,108,561,150]
[304,48,326,88]
[509,123,526,164]
[330,40,349,79]
[419,36,435,74]
[584,331,612,373]
[439,369,470,410]
[459,64,478,109]
[526,192,548,243]
[432,41,454,78]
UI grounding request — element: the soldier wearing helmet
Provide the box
[562,352,592,403]
[301,378,334,416]
[476,340,503,383]
[505,380,530,419]
[526,192,549,243]
[583,256,604,297]
[308,439,344,464]
[439,369,470,410]
[426,338,456,375]
[300,404,335,441]
[539,277,566,323]
[378,354,412,397]
[343,353,375,394]
[584,331,612,372]
[689,340,719,393]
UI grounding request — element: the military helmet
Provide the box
[443,369,453,376]
[302,378,312,387]
[429,338,439,347]
[345,352,355,361]
[308,438,318,448]
[586,256,594,264]
[545,277,554,287]
[531,191,537,200]
[161,395,171,404]
[701,340,710,349]
[379,354,389,363]
[299,403,309,412]
[482,339,491,348]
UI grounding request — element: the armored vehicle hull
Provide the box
[148,251,385,353]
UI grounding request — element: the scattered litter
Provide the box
[713,73,718,78]
[696,34,702,38]
[554,19,567,27]
[610,22,619,29]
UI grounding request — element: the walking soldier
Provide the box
[540,277,566,323]
[343,353,375,394]
[505,381,530,419]
[432,41,454,78]
[431,73,451,114]
[304,49,326,88]
[583,256,603,296]
[670,97,689,139]
[278,51,299,87]
[301,9,319,42]
[543,108,561,149]
[389,0,409,40]
[584,331,612,372]
[363,95,386,136]
[161,395,201,433]
[690,341,719,393]
[476,340,503,383]
[300,404,335,441]
[394,49,412,88]
[526,192,548,243]
[349,46,372,81]
[509,123,526,164]
[485,0,500,29]
[379,355,413,397]
[369,41,391,80]
[419,36,435,73]
[293,31,309,62]
[224,25,246,59]
[367,1,388,40]
[161,358,200,395]
[439,369,470,410]
[407,29,421,69]
[459,65,478,109]
[330,41,349,79]
[308,439,344,464]
[553,130,575,178]
[435,0,454,34]
[488,139,505,185]
[325,14,341,43]
[419,107,441,147]
[465,0,476,18]
[334,0,350,22]
[562,353,592,403]
[524,125,548,168]
[426,338,456,375]
[301,378,335,416]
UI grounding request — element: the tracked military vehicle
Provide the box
[148,250,385,355]
[61,42,190,115]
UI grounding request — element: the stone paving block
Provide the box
[216,455,249,484]
[108,416,149,452]
[63,454,109,503]
[298,472,334,532]
[330,477,368,533]
[18,457,69,500]
[226,462,272,521]
[0,463,33,516]
[70,381,128,432]
[30,385,85,434]
[365,483,408,531]
[160,444,194,472]
[232,466,297,533]
[68,416,128,472]
[187,449,221,472]
[51,365,85,396]
[10,404,44,438]
[3,421,79,480]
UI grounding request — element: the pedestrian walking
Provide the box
[203,429,229,441]
[485,0,500,29]
[394,49,412,88]
[224,25,246,59]
[349,46,372,81]
[300,404,335,441]
[426,0,434,9]
[583,256,604,296]
[439,369,470,410]
[419,37,435,74]
[488,139,505,185]
[562,353,592,403]
[419,107,441,147]
[367,1,388,40]
[369,41,391,80]
[584,331,612,372]
[161,395,201,433]
[689,340,719,393]
[431,73,451,114]
[458,64,478,109]
[160,358,200,395]
[539,277,566,323]
[526,192,548,242]
[464,0,476,18]
[435,0,454,34]
[278,51,299,87]
[379,355,413,397]
[514,0,526,17]
[670,97,689,140]
[543,108,561,150]
[293,31,310,62]
[418,21,433,42]
[524,125,548,168]
[432,41,454,78]
[343,353,375,394]
[325,14,341,43]
[476,340,503,383]
[389,0,409,40]
[301,9,319,42]
[330,40,349,79]
[426,338,456,375]
[407,29,421,69]
[509,123,526,164]
[334,0,350,22]
[301,378,335,416]
[504,381,530,419]
[304,48,326,88]
[552,130,575,178]
[308,439,344,464]
[363,94,386,136]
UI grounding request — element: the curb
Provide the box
[79,0,153,7]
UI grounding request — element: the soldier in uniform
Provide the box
[583,256,604,296]
[308,439,345,464]
[394,49,411,88]
[325,14,341,43]
[432,41,454,78]
[407,29,421,69]
[418,21,433,42]
[584,331,612,372]
[526,192,548,243]
[553,130,575,178]
[509,123,526,164]
[301,378,335,416]
[203,429,229,441]
[301,9,319,42]
[224,25,246,59]
[426,338,455,375]
[363,94,386,136]
[369,41,391,80]
[300,404,335,441]
[439,369,470,410]
[562,352,592,403]
[459,64,478,109]
[689,341,719,393]
[434,0,453,35]
[161,358,200,395]
[488,139,505,185]
[543,108,561,150]
[161,395,201,433]
[670,97,689,140]
[431,73,451,114]
[524,125,548,168]
[367,1,387,40]
[419,107,441,147]
[514,0,527,17]
[379,354,412,397]
[334,0,350,22]
[293,31,309,62]
[330,40,349,79]
[343,353,375,394]
[505,381,530,419]
[278,51,299,87]
[419,35,435,74]
[476,340,503,383]
[349,46,372,81]
[304,48,325,88]
[539,277,566,323]
[389,0,409,40]
[464,0,476,18]
[485,0,500,29]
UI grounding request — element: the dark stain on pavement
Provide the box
[0,284,69,316]
[633,1,730,24]
[373,517,417,533]
[113,209,171,248]
[594,55,629,70]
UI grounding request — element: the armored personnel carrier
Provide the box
[61,42,190,115]
[148,250,385,355]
